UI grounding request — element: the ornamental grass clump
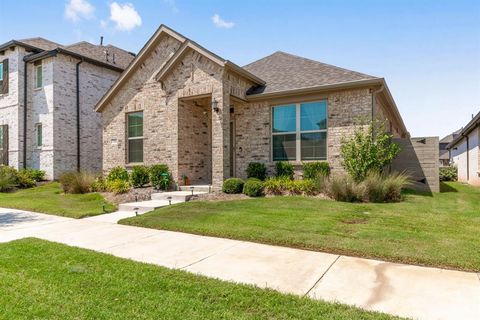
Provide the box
[59,171,95,194]
[325,174,363,202]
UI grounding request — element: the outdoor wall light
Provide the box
[211,99,219,112]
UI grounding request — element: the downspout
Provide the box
[23,60,27,168]
[76,59,84,172]
[466,135,470,181]
[371,85,384,122]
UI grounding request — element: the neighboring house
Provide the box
[0,37,135,179]
[448,112,480,186]
[439,129,461,167]
[96,25,409,189]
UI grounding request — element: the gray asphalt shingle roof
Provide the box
[243,51,378,95]
[17,37,62,51]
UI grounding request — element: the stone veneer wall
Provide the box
[177,98,212,184]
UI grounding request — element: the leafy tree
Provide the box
[340,121,400,182]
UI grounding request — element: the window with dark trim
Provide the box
[34,63,43,89]
[0,63,3,82]
[35,123,42,147]
[272,100,327,161]
[127,111,143,163]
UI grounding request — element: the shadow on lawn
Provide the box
[440,182,458,193]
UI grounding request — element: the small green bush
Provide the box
[59,171,95,194]
[19,168,45,182]
[275,161,294,179]
[107,166,129,182]
[302,162,330,179]
[106,179,131,194]
[243,179,264,197]
[222,178,244,194]
[130,165,150,188]
[439,166,457,182]
[91,178,107,192]
[0,165,18,192]
[149,164,171,190]
[17,170,36,188]
[325,174,363,202]
[246,162,267,181]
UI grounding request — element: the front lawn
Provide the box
[0,238,398,319]
[121,182,480,271]
[0,182,115,218]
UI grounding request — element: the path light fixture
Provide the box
[211,98,219,113]
[190,186,194,196]
[167,196,172,205]
[134,207,139,216]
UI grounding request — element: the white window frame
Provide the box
[0,62,3,81]
[126,111,144,164]
[35,123,42,147]
[34,63,43,89]
[271,100,328,162]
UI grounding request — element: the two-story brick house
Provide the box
[96,25,409,189]
[0,37,135,179]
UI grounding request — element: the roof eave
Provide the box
[225,61,265,86]
[380,79,409,137]
[0,40,45,53]
[447,113,480,149]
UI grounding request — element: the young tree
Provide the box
[340,121,400,182]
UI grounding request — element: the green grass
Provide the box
[121,182,480,272]
[0,238,399,320]
[0,182,115,218]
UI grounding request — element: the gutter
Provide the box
[76,60,84,172]
[23,59,27,168]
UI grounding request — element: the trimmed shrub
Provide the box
[222,178,244,194]
[439,166,457,182]
[59,171,95,194]
[302,162,330,180]
[107,166,129,182]
[149,164,171,190]
[275,161,294,179]
[17,170,36,188]
[130,165,150,188]
[361,171,410,203]
[243,179,264,197]
[106,179,131,194]
[0,166,18,192]
[19,168,45,182]
[263,177,286,195]
[246,162,267,181]
[325,174,363,202]
[91,178,107,192]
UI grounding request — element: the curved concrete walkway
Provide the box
[1,207,479,320]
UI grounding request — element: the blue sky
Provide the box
[1,0,479,138]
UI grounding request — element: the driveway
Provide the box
[1,208,479,320]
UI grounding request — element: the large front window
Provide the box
[127,112,143,163]
[272,101,327,161]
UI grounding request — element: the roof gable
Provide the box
[243,51,378,95]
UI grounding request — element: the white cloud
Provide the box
[163,0,179,13]
[212,14,234,29]
[109,2,142,31]
[64,0,94,22]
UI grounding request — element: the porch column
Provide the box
[210,87,231,189]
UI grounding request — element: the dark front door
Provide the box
[0,125,8,165]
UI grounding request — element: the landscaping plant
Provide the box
[275,161,294,179]
[106,166,129,182]
[439,166,457,182]
[19,168,45,182]
[340,121,400,182]
[0,165,18,192]
[106,179,131,194]
[222,178,244,194]
[246,162,267,181]
[149,164,171,190]
[325,174,363,202]
[302,162,330,179]
[362,171,410,203]
[16,170,36,188]
[59,171,95,194]
[130,165,150,188]
[243,179,264,197]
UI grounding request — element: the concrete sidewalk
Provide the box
[1,208,479,320]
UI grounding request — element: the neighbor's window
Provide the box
[34,63,43,89]
[35,123,42,147]
[272,100,327,161]
[0,63,3,81]
[0,126,4,149]
[127,111,143,163]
